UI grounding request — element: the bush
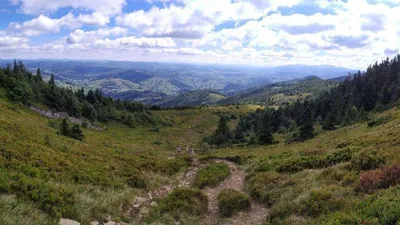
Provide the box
[248,171,294,205]
[359,165,400,192]
[299,189,343,217]
[218,189,250,217]
[276,149,353,173]
[126,174,147,189]
[359,187,400,225]
[276,156,323,173]
[367,116,390,127]
[194,163,230,189]
[158,188,208,217]
[351,150,386,171]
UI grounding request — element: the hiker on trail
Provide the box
[177,145,181,154]
[188,145,194,154]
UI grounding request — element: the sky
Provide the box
[0,0,399,69]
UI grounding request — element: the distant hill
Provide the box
[154,89,226,108]
[220,75,340,105]
[0,60,354,103]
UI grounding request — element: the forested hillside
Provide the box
[0,61,156,128]
[221,75,339,106]
[208,55,400,147]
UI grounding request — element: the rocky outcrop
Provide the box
[30,106,104,130]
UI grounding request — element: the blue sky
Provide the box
[0,0,399,68]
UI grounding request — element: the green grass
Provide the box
[158,188,208,217]
[6,82,400,225]
[204,108,400,224]
[194,163,231,189]
[218,189,250,217]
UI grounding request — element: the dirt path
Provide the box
[201,160,268,225]
[124,158,267,225]
[123,156,200,219]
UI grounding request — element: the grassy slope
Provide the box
[4,80,400,225]
[204,108,400,224]
[0,88,258,224]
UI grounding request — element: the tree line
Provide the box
[0,60,155,127]
[209,55,400,146]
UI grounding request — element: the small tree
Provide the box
[69,124,84,141]
[59,119,70,136]
[211,116,232,146]
[299,107,314,141]
[258,112,274,145]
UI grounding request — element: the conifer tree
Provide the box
[60,119,70,136]
[258,112,274,145]
[69,124,84,141]
[48,74,55,85]
[211,116,232,146]
[35,68,43,83]
[299,107,314,141]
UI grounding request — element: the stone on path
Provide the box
[59,218,80,225]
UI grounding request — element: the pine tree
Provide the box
[60,119,70,136]
[69,124,84,141]
[35,68,43,83]
[234,117,246,142]
[211,116,232,146]
[299,107,314,141]
[48,74,55,85]
[258,112,274,145]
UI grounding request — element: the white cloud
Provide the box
[14,0,126,16]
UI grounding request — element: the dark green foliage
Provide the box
[211,116,232,146]
[351,150,386,171]
[59,119,70,136]
[159,188,208,217]
[218,189,250,217]
[367,116,391,127]
[194,163,230,189]
[0,61,155,127]
[126,174,147,189]
[8,174,76,218]
[258,112,274,145]
[277,148,353,173]
[299,106,314,141]
[69,124,84,141]
[59,119,84,141]
[234,55,400,146]
[359,187,400,225]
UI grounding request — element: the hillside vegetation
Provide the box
[1,56,400,225]
[221,75,338,106]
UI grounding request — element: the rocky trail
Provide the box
[61,158,267,225]
[123,155,201,220]
[125,158,268,225]
[201,160,268,225]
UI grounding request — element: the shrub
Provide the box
[324,148,353,166]
[158,188,208,217]
[194,163,230,189]
[248,171,294,205]
[351,150,386,171]
[359,187,400,225]
[218,189,250,217]
[276,149,353,173]
[9,174,76,218]
[276,156,323,173]
[126,174,147,189]
[299,189,343,217]
[359,165,400,192]
[359,169,384,193]
[367,116,390,127]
